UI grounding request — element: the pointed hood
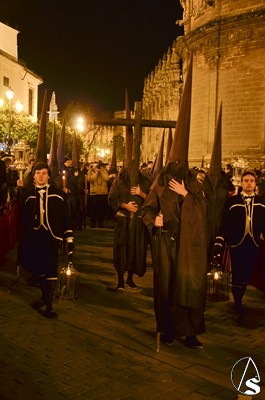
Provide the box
[208,103,222,188]
[110,135,118,174]
[35,89,48,163]
[165,127,173,164]
[72,130,79,169]
[48,120,59,179]
[151,130,165,181]
[125,89,133,169]
[166,55,193,176]
[57,116,66,172]
[205,103,228,247]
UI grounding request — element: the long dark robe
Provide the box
[204,174,230,262]
[142,167,184,336]
[142,168,208,337]
[108,170,150,277]
[176,183,208,309]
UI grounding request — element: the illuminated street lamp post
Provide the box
[15,100,23,113]
[5,88,23,154]
[6,88,14,153]
[97,147,110,161]
[75,117,85,163]
[76,116,85,133]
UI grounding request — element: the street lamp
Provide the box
[76,117,85,133]
[6,88,14,153]
[15,100,23,113]
[5,88,23,154]
[97,148,110,161]
[6,88,14,102]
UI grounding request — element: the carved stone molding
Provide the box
[181,0,215,22]
[176,15,265,69]
[192,0,208,20]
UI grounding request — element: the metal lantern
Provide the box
[56,262,80,300]
[207,268,230,302]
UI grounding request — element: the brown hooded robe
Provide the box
[142,167,207,338]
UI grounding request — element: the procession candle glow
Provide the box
[62,171,66,189]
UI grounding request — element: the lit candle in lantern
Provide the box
[62,171,66,189]
[66,266,72,276]
[214,271,219,280]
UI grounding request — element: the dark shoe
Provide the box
[42,308,58,319]
[161,334,175,346]
[184,336,204,349]
[115,285,126,292]
[235,305,246,325]
[236,314,245,326]
[125,280,139,290]
[31,298,46,310]
[235,304,246,317]
[28,277,40,287]
[107,285,125,292]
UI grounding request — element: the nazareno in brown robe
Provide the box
[173,170,208,337]
[142,167,208,338]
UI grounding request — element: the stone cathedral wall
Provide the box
[142,0,265,168]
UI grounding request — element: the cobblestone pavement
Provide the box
[0,226,264,400]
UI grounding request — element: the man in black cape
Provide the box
[18,162,74,318]
[213,170,265,323]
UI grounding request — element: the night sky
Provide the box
[1,0,183,115]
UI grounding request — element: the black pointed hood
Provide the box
[35,89,48,163]
[57,116,66,172]
[151,130,165,181]
[72,130,79,169]
[125,89,133,170]
[110,135,118,174]
[208,103,222,189]
[166,54,193,179]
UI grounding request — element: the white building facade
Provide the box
[0,22,42,121]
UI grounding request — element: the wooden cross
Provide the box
[93,101,176,177]
[93,101,176,129]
